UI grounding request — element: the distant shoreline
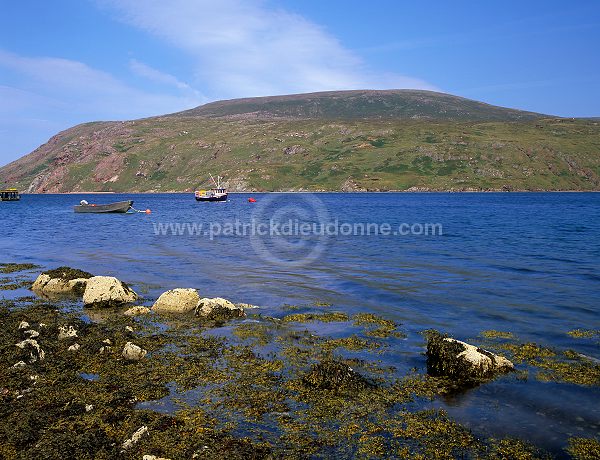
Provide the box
[16,189,600,195]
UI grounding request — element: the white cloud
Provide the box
[0,50,203,118]
[98,0,437,98]
[129,58,204,97]
[0,49,205,165]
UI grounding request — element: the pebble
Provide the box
[122,342,147,361]
[122,425,148,450]
[58,325,78,340]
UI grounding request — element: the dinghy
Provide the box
[74,200,133,213]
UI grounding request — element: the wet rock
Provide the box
[122,425,148,450]
[58,325,78,340]
[301,360,375,393]
[152,288,199,314]
[123,306,151,316]
[122,342,147,361]
[31,267,93,297]
[195,297,244,320]
[15,338,45,362]
[24,329,39,338]
[82,276,138,308]
[427,331,514,383]
[236,302,260,310]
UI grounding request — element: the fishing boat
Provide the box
[74,200,133,213]
[0,188,20,201]
[195,174,228,202]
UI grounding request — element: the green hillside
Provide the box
[176,90,544,121]
[1,90,599,193]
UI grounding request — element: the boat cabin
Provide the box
[0,189,20,201]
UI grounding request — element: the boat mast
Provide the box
[209,173,220,188]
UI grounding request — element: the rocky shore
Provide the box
[1,263,599,459]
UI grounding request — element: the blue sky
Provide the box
[1,0,599,166]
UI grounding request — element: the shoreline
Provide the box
[1,262,599,458]
[16,189,600,195]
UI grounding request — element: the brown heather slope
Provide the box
[1,90,600,193]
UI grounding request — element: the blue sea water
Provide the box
[2,192,599,454]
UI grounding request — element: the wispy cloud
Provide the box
[129,58,204,98]
[0,49,204,165]
[98,0,437,98]
[0,50,203,118]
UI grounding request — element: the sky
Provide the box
[1,0,599,166]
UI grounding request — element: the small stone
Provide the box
[102,339,112,345]
[24,330,39,338]
[18,321,30,330]
[12,361,26,368]
[122,425,148,450]
[236,303,260,309]
[125,326,134,333]
[58,325,78,340]
[15,339,45,362]
[68,343,81,351]
[123,306,151,316]
[85,404,94,412]
[122,342,147,361]
[99,346,112,354]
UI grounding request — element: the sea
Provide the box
[1,192,599,455]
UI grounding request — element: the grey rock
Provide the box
[83,276,138,308]
[122,342,147,361]
[195,297,244,318]
[152,288,199,314]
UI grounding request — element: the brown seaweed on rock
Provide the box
[301,360,376,394]
[426,330,514,387]
[42,266,94,281]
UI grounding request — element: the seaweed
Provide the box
[566,437,600,460]
[43,266,94,281]
[282,312,349,323]
[0,263,40,274]
[300,360,376,394]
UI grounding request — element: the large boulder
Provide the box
[427,331,513,383]
[152,288,199,314]
[31,266,93,297]
[195,297,244,320]
[82,276,138,308]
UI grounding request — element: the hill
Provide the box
[174,90,544,121]
[1,90,599,193]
